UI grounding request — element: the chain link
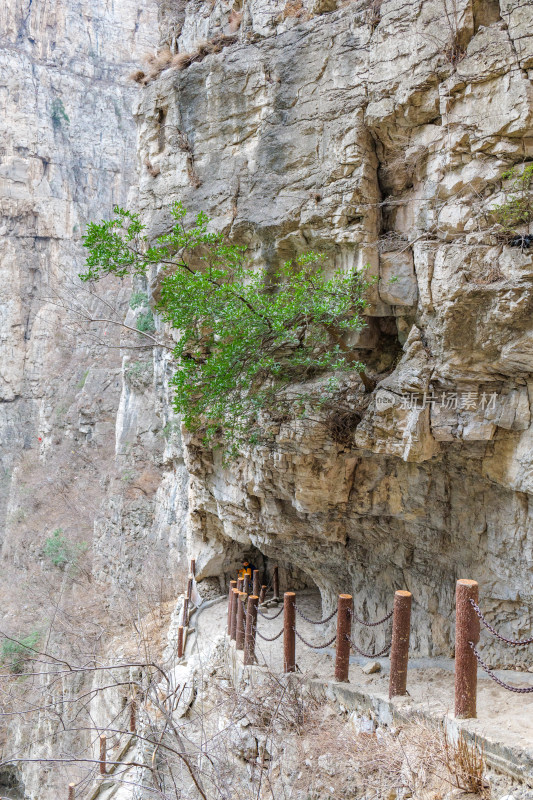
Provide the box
[255,627,284,642]
[294,628,337,650]
[294,605,337,625]
[469,642,533,693]
[257,605,284,621]
[346,634,391,658]
[469,599,533,647]
[350,608,393,628]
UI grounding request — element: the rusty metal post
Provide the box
[99,734,107,775]
[130,699,136,733]
[259,584,267,604]
[236,592,246,650]
[283,592,296,673]
[273,566,280,600]
[227,579,237,634]
[244,595,259,666]
[190,558,196,577]
[68,784,75,800]
[455,579,480,719]
[334,594,352,682]
[230,588,239,640]
[187,576,193,602]
[253,570,260,597]
[389,590,412,698]
[177,625,184,658]
[182,597,189,628]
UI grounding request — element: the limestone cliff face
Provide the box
[133,0,533,664]
[0,0,166,607]
[0,2,161,793]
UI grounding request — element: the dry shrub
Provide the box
[136,34,238,86]
[129,69,147,84]
[142,47,173,82]
[282,0,306,19]
[175,130,192,152]
[187,162,202,189]
[171,52,195,71]
[325,409,361,445]
[443,38,466,66]
[365,0,382,30]
[350,721,489,799]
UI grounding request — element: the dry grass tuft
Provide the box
[281,0,306,19]
[348,721,490,799]
[227,9,243,32]
[134,34,238,86]
[141,47,173,82]
[129,69,147,84]
[444,728,489,797]
[171,52,195,71]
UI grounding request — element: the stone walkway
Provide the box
[191,589,533,786]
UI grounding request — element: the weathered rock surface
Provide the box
[134,0,533,666]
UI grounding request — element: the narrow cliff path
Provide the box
[190,590,533,783]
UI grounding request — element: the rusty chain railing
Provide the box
[256,627,284,642]
[460,595,533,699]
[226,580,412,695]
[468,642,533,694]
[346,634,391,659]
[469,599,533,646]
[257,605,284,620]
[350,608,394,627]
[294,628,337,650]
[344,601,393,661]
[294,605,337,625]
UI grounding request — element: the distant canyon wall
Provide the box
[133,0,533,665]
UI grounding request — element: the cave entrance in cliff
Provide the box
[220,544,317,598]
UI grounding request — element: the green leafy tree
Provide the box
[80,202,374,458]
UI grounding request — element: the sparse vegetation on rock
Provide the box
[1,632,40,675]
[50,98,69,128]
[492,163,533,244]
